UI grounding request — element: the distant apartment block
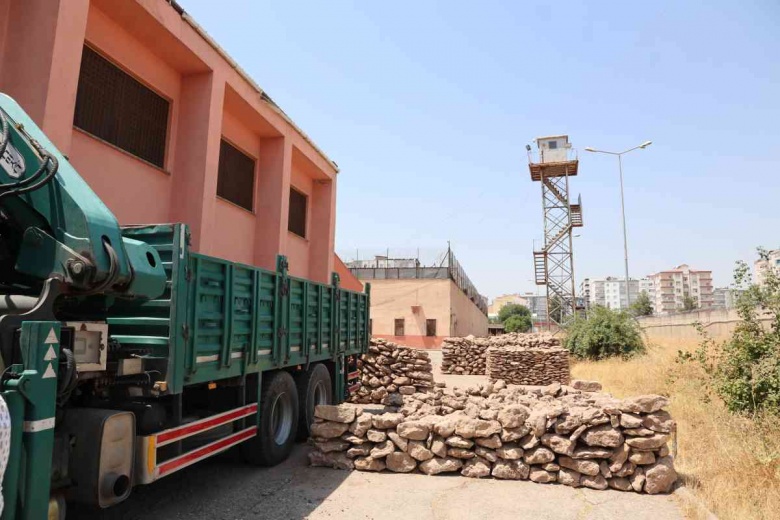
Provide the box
[712,287,744,310]
[488,294,528,319]
[754,250,780,287]
[648,264,714,313]
[585,277,653,311]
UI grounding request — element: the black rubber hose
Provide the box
[0,111,8,160]
[0,152,58,202]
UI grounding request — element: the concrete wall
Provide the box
[368,278,488,348]
[0,0,339,283]
[450,281,489,337]
[637,308,772,348]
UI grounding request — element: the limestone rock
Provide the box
[366,429,387,443]
[644,456,677,494]
[370,440,395,459]
[523,446,555,465]
[558,456,600,477]
[311,421,350,439]
[558,467,581,487]
[461,457,492,478]
[408,440,435,461]
[619,395,670,414]
[529,468,557,483]
[372,413,404,429]
[386,452,417,473]
[419,457,464,475]
[492,459,530,480]
[315,404,357,424]
[581,424,624,448]
[354,456,386,472]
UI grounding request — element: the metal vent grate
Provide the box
[74,46,169,168]
[217,140,256,211]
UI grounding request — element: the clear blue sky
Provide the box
[184,0,780,299]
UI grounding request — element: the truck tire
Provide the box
[240,370,299,466]
[295,363,333,440]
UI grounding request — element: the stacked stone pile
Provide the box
[441,336,489,375]
[486,346,570,385]
[441,333,563,376]
[309,380,677,495]
[348,338,436,406]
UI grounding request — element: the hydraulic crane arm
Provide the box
[0,94,166,299]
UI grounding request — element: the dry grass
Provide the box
[571,341,780,520]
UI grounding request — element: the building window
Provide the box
[394,318,405,336]
[548,140,558,149]
[74,46,169,168]
[288,188,307,238]
[217,140,255,211]
[426,319,437,337]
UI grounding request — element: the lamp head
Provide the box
[640,141,653,149]
[584,147,596,152]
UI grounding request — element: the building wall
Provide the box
[450,282,489,337]
[0,0,339,284]
[367,278,487,348]
[368,279,451,348]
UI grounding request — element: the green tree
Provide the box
[682,295,698,311]
[564,306,645,359]
[630,291,653,317]
[689,251,780,413]
[498,303,531,323]
[504,314,532,333]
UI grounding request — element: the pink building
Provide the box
[0,0,351,285]
[648,264,714,313]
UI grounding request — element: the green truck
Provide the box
[0,94,369,519]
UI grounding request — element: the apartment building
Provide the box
[648,264,714,313]
[488,294,529,319]
[754,250,780,287]
[586,277,653,310]
[712,287,744,310]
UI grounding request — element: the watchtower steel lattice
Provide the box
[528,136,583,329]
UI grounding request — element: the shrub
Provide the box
[504,314,532,333]
[564,306,645,360]
[691,255,780,414]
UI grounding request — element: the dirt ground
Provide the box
[83,351,685,520]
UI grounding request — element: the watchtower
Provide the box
[528,135,583,329]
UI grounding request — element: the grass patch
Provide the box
[572,340,780,520]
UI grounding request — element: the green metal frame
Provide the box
[110,223,369,394]
[1,321,60,520]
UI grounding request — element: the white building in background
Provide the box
[754,250,780,287]
[586,277,653,311]
[712,287,744,310]
[648,264,714,314]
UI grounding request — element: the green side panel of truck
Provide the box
[106,223,369,394]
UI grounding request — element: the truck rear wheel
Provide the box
[295,363,333,440]
[240,370,299,466]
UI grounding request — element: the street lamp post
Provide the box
[584,141,652,308]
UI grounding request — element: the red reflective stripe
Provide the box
[156,404,258,446]
[157,427,257,477]
[347,371,360,380]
